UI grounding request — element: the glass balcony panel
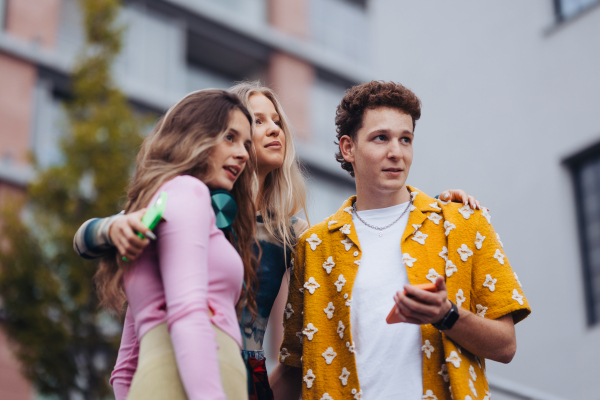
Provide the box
[309,0,368,62]
[114,6,186,99]
[31,81,66,169]
[186,65,231,93]
[0,0,6,30]
[56,0,85,60]
[172,0,267,25]
[311,78,347,147]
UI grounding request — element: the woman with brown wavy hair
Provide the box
[94,89,258,400]
[77,81,482,400]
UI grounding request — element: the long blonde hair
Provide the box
[229,81,309,254]
[95,89,260,318]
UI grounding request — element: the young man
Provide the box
[271,81,530,400]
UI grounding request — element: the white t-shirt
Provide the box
[351,201,423,400]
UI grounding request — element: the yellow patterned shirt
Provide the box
[279,187,531,400]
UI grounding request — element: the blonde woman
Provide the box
[74,82,481,399]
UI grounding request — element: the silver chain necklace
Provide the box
[352,197,413,237]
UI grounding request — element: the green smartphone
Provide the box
[138,191,168,238]
[122,191,167,261]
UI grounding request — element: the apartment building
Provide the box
[1,0,598,399]
[0,0,362,398]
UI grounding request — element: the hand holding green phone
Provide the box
[122,191,167,262]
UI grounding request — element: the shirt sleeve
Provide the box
[73,213,123,259]
[470,211,531,324]
[110,307,139,400]
[156,176,226,400]
[279,231,308,368]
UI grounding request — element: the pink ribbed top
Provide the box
[110,175,243,400]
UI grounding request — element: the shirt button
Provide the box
[353,251,359,257]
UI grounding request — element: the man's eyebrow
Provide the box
[369,128,391,135]
[369,128,414,135]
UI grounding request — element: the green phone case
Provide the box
[123,191,167,261]
[137,191,168,238]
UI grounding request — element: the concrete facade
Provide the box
[371,1,600,398]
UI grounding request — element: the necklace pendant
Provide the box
[379,231,383,237]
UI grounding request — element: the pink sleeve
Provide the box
[157,176,226,400]
[110,307,139,400]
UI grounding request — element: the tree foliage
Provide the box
[0,0,143,398]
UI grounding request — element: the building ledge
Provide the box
[0,162,34,188]
[162,0,373,84]
[0,32,180,112]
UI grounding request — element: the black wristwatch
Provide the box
[432,300,460,330]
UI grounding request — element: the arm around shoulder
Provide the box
[73,213,122,259]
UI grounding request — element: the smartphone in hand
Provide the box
[137,191,168,238]
[122,191,167,262]
[386,282,437,324]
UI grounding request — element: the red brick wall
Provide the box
[0,1,62,398]
[268,0,308,39]
[0,54,36,166]
[0,330,33,400]
[268,52,315,142]
[5,0,61,48]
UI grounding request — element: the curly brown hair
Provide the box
[334,81,421,177]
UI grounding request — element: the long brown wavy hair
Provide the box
[95,89,260,319]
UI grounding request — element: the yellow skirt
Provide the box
[127,323,248,400]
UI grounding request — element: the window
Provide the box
[554,0,600,21]
[186,64,231,93]
[58,1,188,99]
[565,141,600,325]
[311,76,348,148]
[31,80,67,168]
[309,0,368,62]
[0,0,6,30]
[114,5,186,99]
[57,0,85,60]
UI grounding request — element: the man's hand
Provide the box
[439,189,481,210]
[109,209,153,261]
[393,277,517,363]
[393,277,450,325]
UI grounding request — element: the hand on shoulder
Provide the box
[109,209,151,261]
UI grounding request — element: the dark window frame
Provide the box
[554,0,600,22]
[564,139,600,326]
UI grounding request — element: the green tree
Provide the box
[0,0,144,398]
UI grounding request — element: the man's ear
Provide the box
[339,135,355,164]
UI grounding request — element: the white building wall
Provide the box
[369,1,600,398]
